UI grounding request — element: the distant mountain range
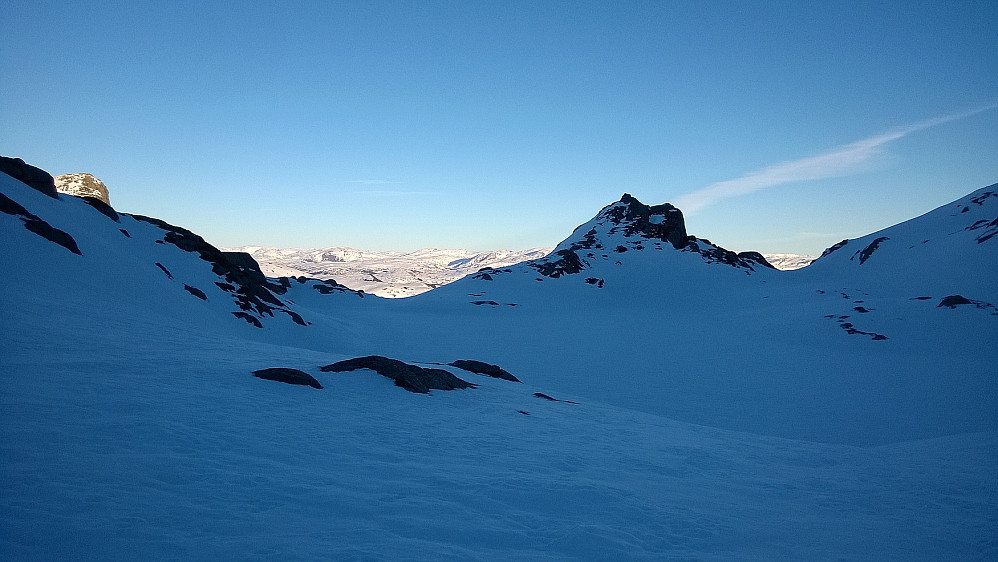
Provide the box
[225,245,816,297]
[223,246,555,297]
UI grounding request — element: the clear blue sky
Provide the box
[3,1,996,254]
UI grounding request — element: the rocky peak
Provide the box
[605,194,688,249]
[55,173,110,204]
[527,193,774,279]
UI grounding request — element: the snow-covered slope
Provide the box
[2,164,996,560]
[348,190,998,445]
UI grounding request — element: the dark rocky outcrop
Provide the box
[232,312,263,328]
[320,356,476,394]
[184,284,207,300]
[81,196,119,221]
[308,278,362,296]
[820,239,849,258]
[938,295,973,308]
[129,213,305,325]
[533,392,579,404]
[155,262,174,279]
[532,246,585,278]
[0,192,82,255]
[0,157,57,198]
[252,368,323,389]
[853,237,889,265]
[448,360,521,382]
[607,194,688,249]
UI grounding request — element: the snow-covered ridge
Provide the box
[225,242,813,298]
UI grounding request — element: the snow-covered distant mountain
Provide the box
[2,160,996,560]
[225,245,553,297]
[763,252,815,269]
[225,243,813,297]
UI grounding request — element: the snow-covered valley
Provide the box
[224,245,815,298]
[2,157,996,560]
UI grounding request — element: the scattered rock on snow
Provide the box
[0,193,82,255]
[852,237,889,265]
[184,284,207,300]
[533,392,579,404]
[448,360,521,382]
[252,368,323,389]
[320,356,476,394]
[938,295,973,308]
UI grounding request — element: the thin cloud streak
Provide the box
[674,103,998,213]
[344,179,402,185]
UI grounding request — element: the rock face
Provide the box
[55,173,110,204]
[0,156,57,198]
[320,356,476,394]
[252,368,323,389]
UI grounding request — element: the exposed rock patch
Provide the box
[0,156,57,198]
[0,192,82,255]
[820,239,849,258]
[938,295,973,308]
[129,213,305,326]
[533,392,579,404]
[184,284,207,300]
[320,356,476,394]
[155,262,174,279]
[448,360,520,382]
[853,237,889,265]
[965,215,998,244]
[54,173,110,204]
[80,196,119,221]
[936,295,997,314]
[252,368,323,389]
[309,278,362,295]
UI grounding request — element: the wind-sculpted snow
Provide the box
[2,162,996,559]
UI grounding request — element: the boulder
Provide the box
[54,173,110,204]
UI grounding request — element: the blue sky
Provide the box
[2,1,996,254]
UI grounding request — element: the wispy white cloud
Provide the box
[350,190,438,197]
[674,103,998,213]
[344,179,402,185]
